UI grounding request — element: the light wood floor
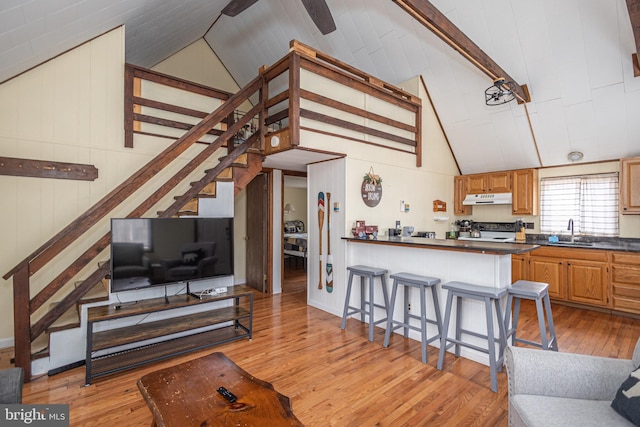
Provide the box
[19,269,640,426]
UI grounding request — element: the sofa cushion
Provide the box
[612,366,640,425]
[511,395,633,427]
[0,368,23,404]
[182,249,203,265]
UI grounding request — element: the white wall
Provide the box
[305,76,461,315]
[0,31,246,349]
[0,27,127,345]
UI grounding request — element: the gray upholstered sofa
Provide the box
[504,339,640,427]
[0,367,24,403]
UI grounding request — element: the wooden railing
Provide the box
[4,39,422,381]
[4,69,266,380]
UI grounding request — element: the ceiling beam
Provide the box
[393,0,530,103]
[627,0,640,77]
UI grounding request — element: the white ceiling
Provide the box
[2,0,640,174]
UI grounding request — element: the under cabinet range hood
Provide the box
[462,193,513,205]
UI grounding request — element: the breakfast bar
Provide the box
[342,236,539,366]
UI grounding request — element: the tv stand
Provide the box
[186,281,201,300]
[85,285,253,385]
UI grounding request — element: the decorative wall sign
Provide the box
[361,167,382,207]
[433,199,447,212]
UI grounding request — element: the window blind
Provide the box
[540,173,619,236]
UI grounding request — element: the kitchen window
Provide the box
[540,173,619,236]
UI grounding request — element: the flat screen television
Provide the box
[110,217,234,293]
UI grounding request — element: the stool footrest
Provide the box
[514,336,556,349]
[388,321,440,342]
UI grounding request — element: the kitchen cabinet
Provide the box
[610,252,640,314]
[528,246,608,307]
[529,255,565,299]
[620,156,640,214]
[511,254,528,283]
[466,171,511,194]
[454,175,472,215]
[512,168,538,216]
[566,260,608,306]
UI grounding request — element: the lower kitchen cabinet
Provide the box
[611,252,640,314]
[523,247,609,308]
[511,254,528,283]
[567,260,608,306]
[528,255,565,300]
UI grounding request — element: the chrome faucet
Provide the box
[567,219,574,243]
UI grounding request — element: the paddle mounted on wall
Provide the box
[222,0,337,35]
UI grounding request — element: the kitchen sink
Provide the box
[549,241,594,247]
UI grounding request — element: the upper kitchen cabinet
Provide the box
[620,156,640,214]
[466,171,511,194]
[454,176,472,215]
[512,169,538,216]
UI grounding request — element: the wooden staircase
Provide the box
[173,151,263,217]
[4,72,267,380]
[5,39,423,381]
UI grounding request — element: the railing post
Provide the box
[288,52,301,146]
[13,264,31,381]
[124,65,134,148]
[259,74,267,151]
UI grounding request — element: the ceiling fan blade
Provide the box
[221,0,259,17]
[300,0,336,35]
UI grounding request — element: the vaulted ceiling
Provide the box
[2,0,640,174]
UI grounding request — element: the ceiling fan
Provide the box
[485,77,516,106]
[221,0,337,35]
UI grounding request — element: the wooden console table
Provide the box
[137,352,303,426]
[86,286,253,385]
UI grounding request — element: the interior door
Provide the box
[246,173,268,292]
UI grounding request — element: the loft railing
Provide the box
[264,40,422,166]
[5,39,422,381]
[126,41,423,165]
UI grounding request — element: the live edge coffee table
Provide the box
[137,352,303,427]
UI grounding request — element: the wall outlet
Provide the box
[407,303,411,312]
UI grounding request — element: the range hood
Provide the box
[463,193,513,205]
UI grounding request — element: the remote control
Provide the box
[217,387,237,403]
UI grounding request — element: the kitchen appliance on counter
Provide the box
[415,231,436,238]
[388,228,401,237]
[457,219,472,238]
[402,226,414,237]
[458,221,517,243]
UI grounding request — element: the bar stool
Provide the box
[383,273,442,363]
[341,265,390,342]
[436,281,508,392]
[504,280,558,351]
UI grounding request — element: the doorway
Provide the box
[283,175,307,294]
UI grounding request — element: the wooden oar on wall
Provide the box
[317,192,325,289]
[326,192,333,293]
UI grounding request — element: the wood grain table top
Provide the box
[137,352,302,427]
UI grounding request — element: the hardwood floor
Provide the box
[20,276,640,426]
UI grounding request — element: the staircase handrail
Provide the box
[4,75,262,282]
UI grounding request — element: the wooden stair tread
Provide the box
[49,304,80,332]
[31,333,49,360]
[80,278,109,304]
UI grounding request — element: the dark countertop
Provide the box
[523,238,640,253]
[342,236,539,255]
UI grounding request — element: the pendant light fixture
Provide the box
[485,77,517,106]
